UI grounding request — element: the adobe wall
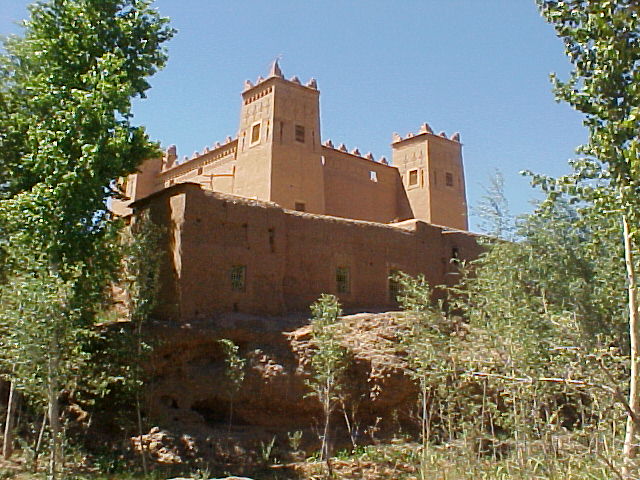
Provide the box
[269,79,326,213]
[136,184,480,321]
[392,137,431,222]
[159,141,238,194]
[392,131,468,230]
[426,136,468,230]
[321,146,406,223]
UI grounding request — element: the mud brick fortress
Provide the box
[114,61,482,320]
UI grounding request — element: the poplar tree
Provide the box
[306,294,349,473]
[536,1,640,476]
[0,0,173,477]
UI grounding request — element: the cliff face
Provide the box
[145,311,419,453]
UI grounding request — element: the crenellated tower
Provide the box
[391,124,468,230]
[113,61,469,231]
[233,61,325,213]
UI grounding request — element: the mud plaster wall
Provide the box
[138,184,481,322]
[321,147,404,223]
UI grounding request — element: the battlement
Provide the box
[159,140,238,181]
[392,123,461,146]
[116,61,468,230]
[242,60,318,101]
[321,139,390,166]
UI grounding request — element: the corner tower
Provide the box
[233,61,325,213]
[392,124,468,230]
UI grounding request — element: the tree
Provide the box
[536,1,640,475]
[392,272,458,480]
[219,339,246,433]
[0,258,95,475]
[120,210,164,473]
[0,1,173,477]
[395,201,629,476]
[306,294,349,474]
[473,169,515,241]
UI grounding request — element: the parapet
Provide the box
[159,138,238,181]
[321,139,389,165]
[392,123,461,145]
[242,59,318,98]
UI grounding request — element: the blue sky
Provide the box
[1,1,586,231]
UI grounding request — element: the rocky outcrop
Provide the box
[146,311,420,451]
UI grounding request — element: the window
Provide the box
[408,169,418,186]
[369,171,378,182]
[336,267,350,294]
[230,265,246,291]
[451,247,459,260]
[251,122,261,144]
[445,172,454,187]
[295,124,305,143]
[295,202,306,212]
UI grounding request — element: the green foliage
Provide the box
[456,196,628,442]
[535,2,640,472]
[306,294,349,403]
[287,430,303,452]
[218,339,246,397]
[122,211,165,331]
[0,0,174,266]
[392,271,456,388]
[473,170,515,241]
[259,435,277,465]
[392,226,629,474]
[0,259,95,402]
[534,0,640,224]
[0,1,173,474]
[306,294,350,463]
[460,199,627,367]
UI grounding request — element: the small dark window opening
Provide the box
[295,202,306,212]
[295,125,305,143]
[279,121,284,143]
[451,247,460,260]
[408,169,418,186]
[446,172,454,187]
[251,123,261,144]
[231,265,246,291]
[336,266,350,294]
[268,228,276,253]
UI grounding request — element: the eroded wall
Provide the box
[135,184,480,321]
